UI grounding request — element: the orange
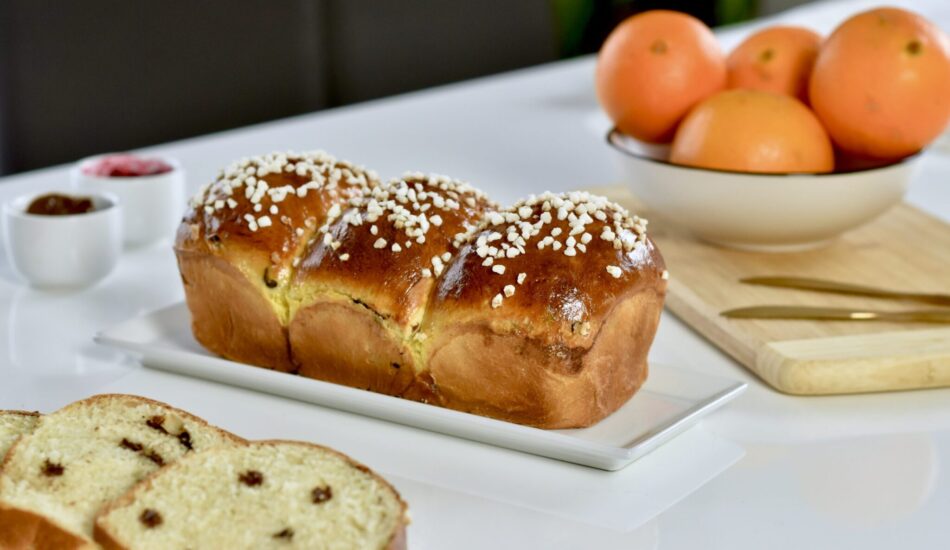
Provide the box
[596,10,726,143]
[727,25,822,103]
[670,89,834,173]
[809,7,950,159]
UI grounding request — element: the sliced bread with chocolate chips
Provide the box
[95,440,408,550]
[0,411,40,463]
[0,394,242,549]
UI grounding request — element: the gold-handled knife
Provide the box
[740,276,950,307]
[721,306,950,323]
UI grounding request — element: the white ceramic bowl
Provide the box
[607,130,920,251]
[2,192,122,288]
[72,154,185,247]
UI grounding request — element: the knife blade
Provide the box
[740,276,950,307]
[721,306,950,323]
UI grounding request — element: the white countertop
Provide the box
[2,0,950,547]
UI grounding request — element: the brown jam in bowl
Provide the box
[26,193,96,216]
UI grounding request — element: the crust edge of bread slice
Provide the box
[0,410,94,549]
[0,500,96,550]
[93,439,409,550]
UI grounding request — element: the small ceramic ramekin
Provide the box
[72,154,185,247]
[2,191,122,288]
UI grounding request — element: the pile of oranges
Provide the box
[596,7,950,174]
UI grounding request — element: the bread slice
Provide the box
[0,394,242,549]
[95,440,408,550]
[0,411,40,464]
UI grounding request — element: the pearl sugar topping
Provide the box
[324,173,491,278]
[190,150,378,235]
[474,191,648,309]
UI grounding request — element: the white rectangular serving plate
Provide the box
[97,302,746,471]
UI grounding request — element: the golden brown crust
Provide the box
[291,220,436,328]
[175,152,379,374]
[428,196,665,348]
[290,299,417,394]
[289,174,496,392]
[291,173,496,326]
[175,152,377,277]
[90,524,123,550]
[0,503,95,550]
[408,192,666,427]
[0,411,40,418]
[414,287,662,428]
[93,439,408,550]
[176,249,295,372]
[45,393,245,445]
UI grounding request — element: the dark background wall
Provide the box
[0,0,558,175]
[0,0,807,175]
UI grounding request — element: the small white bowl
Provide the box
[2,192,122,288]
[72,154,185,247]
[607,130,920,252]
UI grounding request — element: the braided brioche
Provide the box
[177,152,667,428]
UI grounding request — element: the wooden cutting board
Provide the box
[591,185,950,395]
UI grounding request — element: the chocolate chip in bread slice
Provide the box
[95,440,408,550]
[0,394,242,548]
[0,411,40,464]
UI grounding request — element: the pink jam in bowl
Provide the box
[81,154,174,177]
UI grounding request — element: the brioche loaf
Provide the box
[0,394,241,548]
[0,411,39,464]
[175,151,380,372]
[177,152,667,428]
[94,440,407,550]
